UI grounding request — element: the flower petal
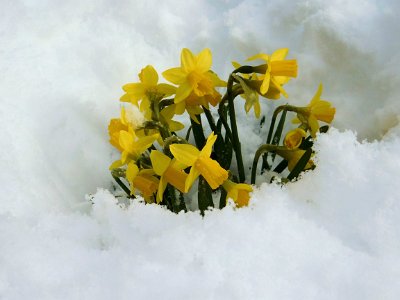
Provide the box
[200,132,217,158]
[162,67,186,84]
[156,177,168,204]
[185,167,200,192]
[181,48,196,73]
[271,48,288,61]
[150,150,171,176]
[196,48,212,73]
[174,81,193,103]
[139,65,158,86]
[247,53,269,62]
[169,144,199,166]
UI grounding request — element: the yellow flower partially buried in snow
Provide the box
[126,162,159,202]
[284,128,307,149]
[169,132,228,191]
[247,48,297,98]
[121,65,176,118]
[222,180,253,207]
[162,48,226,104]
[275,149,314,172]
[150,150,188,203]
[293,84,336,137]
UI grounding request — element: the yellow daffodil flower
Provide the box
[162,48,226,104]
[284,128,307,149]
[232,73,261,118]
[169,132,228,191]
[159,105,185,132]
[150,150,188,203]
[121,65,176,117]
[293,84,336,137]
[110,127,158,169]
[275,149,314,172]
[126,162,159,202]
[108,118,128,152]
[222,180,253,207]
[247,48,297,98]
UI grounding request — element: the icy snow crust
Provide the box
[1,0,400,299]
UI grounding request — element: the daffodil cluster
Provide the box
[108,48,336,213]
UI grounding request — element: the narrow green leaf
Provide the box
[273,159,288,173]
[219,188,227,209]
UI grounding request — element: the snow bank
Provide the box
[1,0,400,299]
[1,129,400,299]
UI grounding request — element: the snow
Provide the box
[1,0,400,299]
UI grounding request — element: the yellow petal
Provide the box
[200,132,217,158]
[169,144,199,166]
[139,65,158,86]
[119,130,134,151]
[181,48,196,73]
[157,177,168,204]
[175,81,193,103]
[162,67,186,84]
[308,115,320,138]
[126,162,139,184]
[271,48,288,61]
[196,48,212,73]
[185,167,200,192]
[157,83,177,96]
[109,159,124,170]
[194,157,228,189]
[164,163,188,193]
[133,134,159,155]
[150,150,171,176]
[260,73,271,94]
[122,83,146,96]
[310,83,323,105]
[247,53,269,62]
[254,100,261,118]
[168,120,185,132]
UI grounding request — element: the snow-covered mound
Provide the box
[1,0,400,299]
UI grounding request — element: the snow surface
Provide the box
[1,0,400,299]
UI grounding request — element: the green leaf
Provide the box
[219,188,227,209]
[273,159,288,173]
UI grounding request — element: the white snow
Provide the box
[1,0,400,299]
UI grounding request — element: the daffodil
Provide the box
[159,105,185,132]
[293,84,336,137]
[150,150,188,203]
[169,132,228,191]
[275,149,314,172]
[222,180,253,207]
[284,128,307,149]
[109,127,158,169]
[126,162,159,202]
[247,48,297,98]
[162,48,226,104]
[121,65,176,119]
[169,93,208,123]
[232,73,261,118]
[108,118,128,152]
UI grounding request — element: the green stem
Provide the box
[190,115,206,149]
[112,175,134,198]
[202,107,217,134]
[227,75,245,183]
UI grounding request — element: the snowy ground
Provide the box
[1,0,400,299]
